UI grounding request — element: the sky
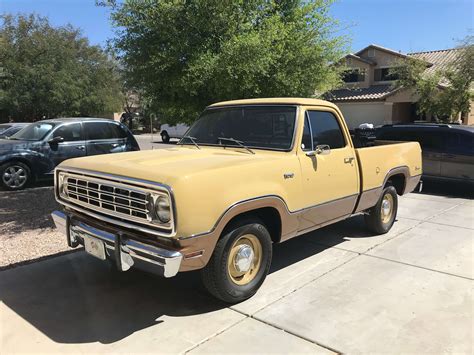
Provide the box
[1,0,473,54]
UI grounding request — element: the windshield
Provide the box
[11,122,55,141]
[185,106,297,150]
[0,124,12,133]
[0,126,25,138]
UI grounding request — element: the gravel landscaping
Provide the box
[0,185,71,269]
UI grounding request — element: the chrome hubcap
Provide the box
[227,234,262,286]
[234,244,255,273]
[380,193,394,224]
[2,166,27,188]
[382,199,391,216]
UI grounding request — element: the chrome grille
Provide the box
[66,177,149,220]
[57,171,172,231]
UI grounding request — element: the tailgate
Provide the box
[355,141,422,191]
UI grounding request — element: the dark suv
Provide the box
[0,118,140,190]
[376,123,474,183]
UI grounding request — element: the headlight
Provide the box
[154,195,171,223]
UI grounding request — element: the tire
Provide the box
[161,131,170,143]
[364,185,398,234]
[0,161,31,191]
[201,218,273,303]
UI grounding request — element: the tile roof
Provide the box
[407,48,462,75]
[325,84,396,102]
[328,47,463,102]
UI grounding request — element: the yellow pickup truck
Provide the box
[52,98,421,302]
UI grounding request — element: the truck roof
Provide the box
[209,97,338,109]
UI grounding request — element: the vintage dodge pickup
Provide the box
[52,98,422,302]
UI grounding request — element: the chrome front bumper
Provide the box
[51,210,183,278]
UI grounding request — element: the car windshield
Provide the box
[184,106,297,151]
[0,124,12,133]
[10,122,55,141]
[0,126,25,138]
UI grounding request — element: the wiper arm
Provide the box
[218,137,255,154]
[179,135,200,149]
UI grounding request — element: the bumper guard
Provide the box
[51,210,182,277]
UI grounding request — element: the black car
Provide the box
[0,123,29,139]
[0,118,140,190]
[376,123,474,183]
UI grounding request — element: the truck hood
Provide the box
[58,145,286,186]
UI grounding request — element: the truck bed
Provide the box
[355,140,422,193]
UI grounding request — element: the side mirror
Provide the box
[305,144,331,157]
[48,136,64,144]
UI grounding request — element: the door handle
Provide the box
[344,157,355,164]
[76,146,85,151]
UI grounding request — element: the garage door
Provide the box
[336,102,387,129]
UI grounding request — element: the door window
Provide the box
[109,123,128,139]
[304,111,345,150]
[85,122,125,140]
[445,132,474,155]
[52,123,83,142]
[415,131,444,152]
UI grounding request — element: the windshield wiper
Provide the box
[218,137,255,154]
[179,135,200,149]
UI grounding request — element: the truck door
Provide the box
[297,109,359,231]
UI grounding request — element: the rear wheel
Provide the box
[364,185,398,234]
[0,161,31,190]
[201,219,272,303]
[161,131,170,143]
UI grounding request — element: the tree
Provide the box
[392,36,473,122]
[0,14,123,121]
[104,0,347,124]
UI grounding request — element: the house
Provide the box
[326,44,473,129]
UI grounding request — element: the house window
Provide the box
[374,68,399,81]
[368,48,375,57]
[343,68,366,83]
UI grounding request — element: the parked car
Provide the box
[52,98,421,302]
[0,118,139,190]
[160,123,189,143]
[377,123,474,183]
[0,123,29,139]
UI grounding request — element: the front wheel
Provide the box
[0,161,31,190]
[201,219,272,303]
[161,131,170,143]
[364,185,398,234]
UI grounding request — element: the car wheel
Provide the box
[201,218,272,303]
[0,161,31,190]
[364,185,398,234]
[161,131,170,143]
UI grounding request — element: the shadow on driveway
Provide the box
[0,223,363,345]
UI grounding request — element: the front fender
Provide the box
[0,149,52,177]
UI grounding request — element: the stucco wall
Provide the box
[466,100,474,125]
[356,48,402,86]
[344,58,372,89]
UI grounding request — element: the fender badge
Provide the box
[284,173,294,179]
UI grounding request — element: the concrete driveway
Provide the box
[0,188,472,353]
